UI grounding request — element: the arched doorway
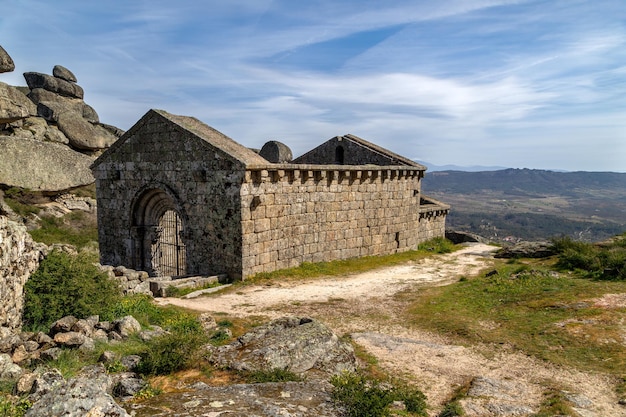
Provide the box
[152,210,187,277]
[131,187,188,277]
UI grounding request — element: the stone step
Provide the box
[149,274,229,297]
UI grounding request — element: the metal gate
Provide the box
[151,210,186,277]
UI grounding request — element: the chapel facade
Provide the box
[91,109,449,279]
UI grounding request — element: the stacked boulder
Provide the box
[24,65,119,151]
[0,45,123,193]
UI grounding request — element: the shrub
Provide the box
[330,371,427,417]
[136,327,208,376]
[552,236,626,280]
[438,401,464,417]
[23,250,122,331]
[209,329,231,345]
[106,294,162,325]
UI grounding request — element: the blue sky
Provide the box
[2,0,625,172]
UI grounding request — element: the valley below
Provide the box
[422,169,626,242]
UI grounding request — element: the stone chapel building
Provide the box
[91,109,449,280]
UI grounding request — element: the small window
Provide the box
[335,146,345,165]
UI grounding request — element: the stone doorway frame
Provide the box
[130,185,188,277]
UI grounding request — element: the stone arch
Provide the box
[130,185,188,277]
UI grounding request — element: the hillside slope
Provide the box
[422,169,626,242]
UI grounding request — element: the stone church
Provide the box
[91,109,449,280]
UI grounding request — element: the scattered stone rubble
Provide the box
[0,313,156,415]
[0,314,158,367]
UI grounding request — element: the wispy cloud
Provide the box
[1,0,624,171]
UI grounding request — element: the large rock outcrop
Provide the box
[0,137,95,192]
[0,215,46,332]
[127,381,339,417]
[24,365,130,417]
[0,46,124,192]
[209,316,356,376]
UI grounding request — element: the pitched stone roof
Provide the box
[155,110,269,166]
[92,109,269,168]
[340,134,425,169]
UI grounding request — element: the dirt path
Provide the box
[156,243,623,416]
[156,243,495,317]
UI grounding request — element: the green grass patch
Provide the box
[406,261,626,374]
[106,294,201,330]
[242,368,304,383]
[532,387,576,417]
[552,235,626,280]
[29,212,98,249]
[0,395,31,417]
[330,371,427,417]
[248,238,459,282]
[3,198,40,218]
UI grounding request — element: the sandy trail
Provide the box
[156,243,624,416]
[156,243,495,317]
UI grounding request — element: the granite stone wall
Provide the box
[0,216,45,331]
[92,116,246,278]
[240,166,447,277]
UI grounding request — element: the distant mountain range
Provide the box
[421,168,626,242]
[416,161,508,172]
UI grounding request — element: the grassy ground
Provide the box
[405,257,626,376]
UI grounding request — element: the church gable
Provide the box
[92,109,267,170]
[292,134,425,168]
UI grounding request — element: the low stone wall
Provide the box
[0,216,46,332]
[97,265,152,296]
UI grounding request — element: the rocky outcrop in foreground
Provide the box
[130,316,354,417]
[0,45,123,192]
[0,314,353,416]
[24,365,131,417]
[128,381,339,417]
[208,316,357,376]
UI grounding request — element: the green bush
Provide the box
[330,371,427,417]
[23,250,122,331]
[106,294,162,325]
[136,326,208,376]
[438,401,464,417]
[552,236,626,280]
